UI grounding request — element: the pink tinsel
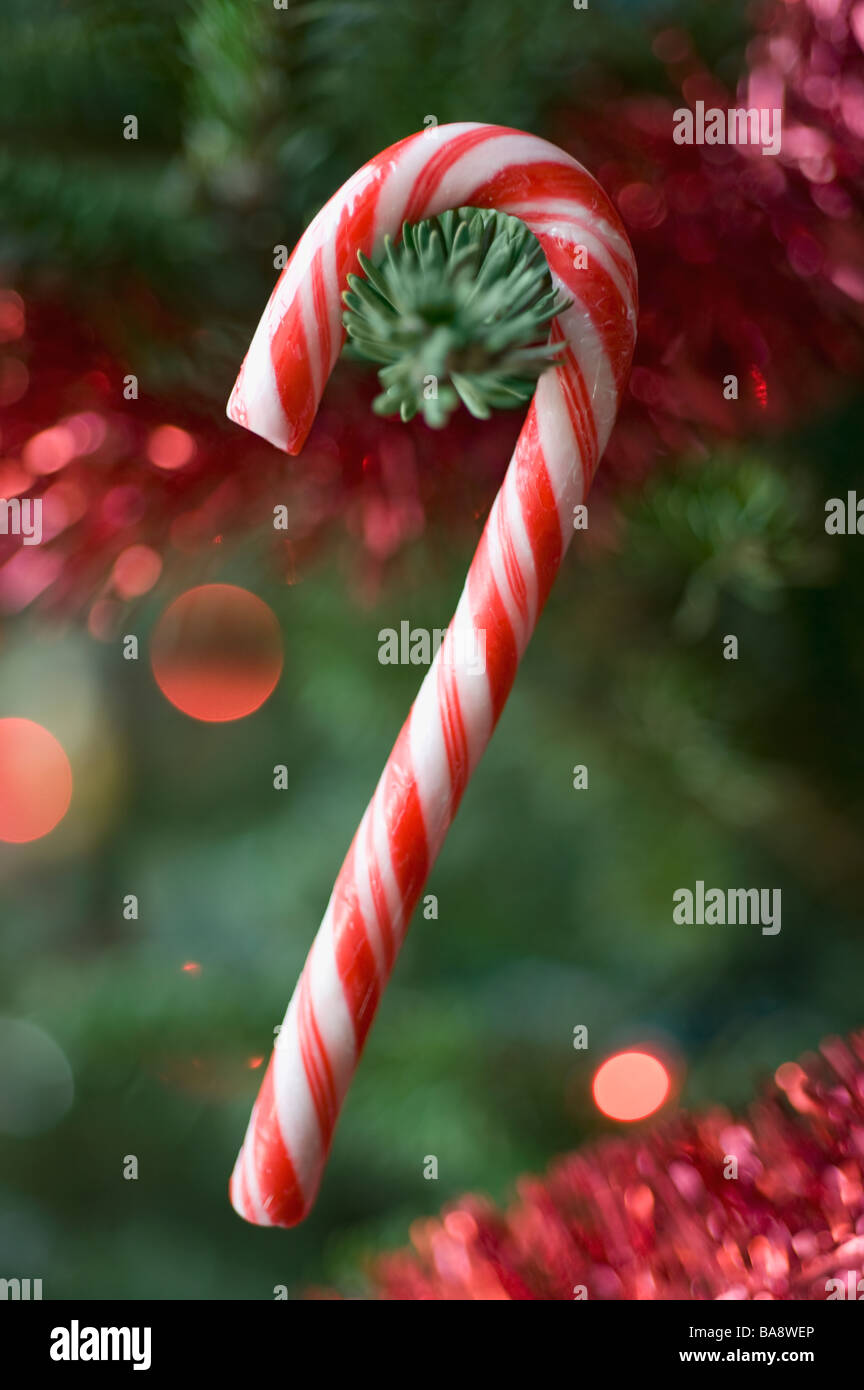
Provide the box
[369,1032,864,1300]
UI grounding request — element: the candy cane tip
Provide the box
[226,352,308,456]
[228,1171,245,1220]
[229,1146,316,1229]
[226,397,308,458]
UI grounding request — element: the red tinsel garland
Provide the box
[560,0,864,483]
[364,1031,864,1301]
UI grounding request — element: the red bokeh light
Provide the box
[0,718,73,843]
[150,584,283,722]
[112,545,162,599]
[22,425,77,476]
[147,425,196,471]
[0,290,25,342]
[592,1051,671,1122]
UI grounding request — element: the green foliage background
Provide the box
[1,0,863,1298]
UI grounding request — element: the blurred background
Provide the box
[1,0,864,1298]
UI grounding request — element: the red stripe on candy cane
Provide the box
[402,125,499,226]
[226,123,637,1226]
[309,247,332,394]
[363,812,396,972]
[270,301,314,434]
[436,657,470,814]
[246,1058,306,1227]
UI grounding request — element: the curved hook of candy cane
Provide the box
[227,123,637,1228]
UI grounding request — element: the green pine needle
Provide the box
[341,207,570,428]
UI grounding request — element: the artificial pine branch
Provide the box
[342,207,570,428]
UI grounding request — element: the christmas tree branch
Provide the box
[342,207,570,428]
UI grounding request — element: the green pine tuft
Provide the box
[341,207,570,428]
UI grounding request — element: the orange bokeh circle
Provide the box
[592,1051,671,1122]
[150,584,283,722]
[0,719,73,843]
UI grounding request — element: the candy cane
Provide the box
[227,123,637,1227]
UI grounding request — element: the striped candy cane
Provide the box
[227,123,637,1227]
